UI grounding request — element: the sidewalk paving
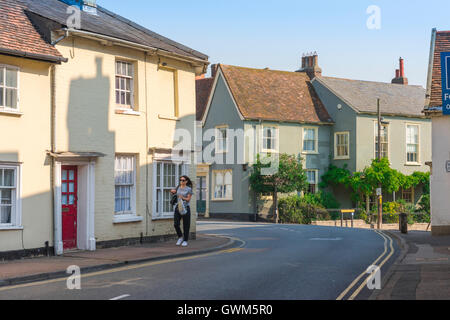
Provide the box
[372,230,450,300]
[0,234,234,287]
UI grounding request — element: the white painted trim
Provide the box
[0,163,21,228]
[302,126,319,154]
[211,169,233,201]
[113,214,143,224]
[405,122,421,165]
[53,162,63,256]
[215,125,229,154]
[0,64,20,112]
[261,124,279,154]
[334,131,350,160]
[201,68,245,126]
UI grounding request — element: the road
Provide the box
[0,221,398,300]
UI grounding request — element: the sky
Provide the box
[98,0,450,87]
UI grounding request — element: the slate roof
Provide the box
[17,0,208,62]
[215,64,333,124]
[0,0,65,62]
[315,76,426,117]
[196,77,214,121]
[427,30,450,109]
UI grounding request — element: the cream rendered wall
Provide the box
[0,55,53,252]
[54,36,197,242]
[356,115,432,174]
[430,116,450,232]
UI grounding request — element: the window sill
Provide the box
[158,115,179,121]
[262,150,279,154]
[115,108,141,116]
[334,157,350,160]
[302,151,319,155]
[152,214,174,221]
[0,109,23,117]
[211,198,234,202]
[0,226,24,231]
[113,215,143,224]
[405,162,422,166]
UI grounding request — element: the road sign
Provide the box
[376,188,382,196]
[440,52,450,115]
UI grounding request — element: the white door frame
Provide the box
[54,160,96,255]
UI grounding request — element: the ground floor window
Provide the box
[400,187,414,204]
[155,162,186,217]
[0,165,19,227]
[212,170,232,200]
[114,155,136,215]
[306,169,318,194]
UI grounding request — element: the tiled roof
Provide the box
[428,31,450,108]
[18,0,208,62]
[316,76,426,117]
[218,65,333,124]
[196,77,214,121]
[0,0,64,62]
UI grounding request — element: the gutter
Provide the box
[0,47,68,64]
[62,28,209,69]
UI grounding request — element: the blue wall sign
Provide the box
[441,52,450,115]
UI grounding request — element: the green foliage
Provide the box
[320,159,431,204]
[302,191,341,209]
[250,153,308,195]
[278,195,330,224]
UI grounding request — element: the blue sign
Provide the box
[441,52,450,115]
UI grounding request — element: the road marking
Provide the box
[309,238,343,241]
[347,231,395,300]
[336,230,391,300]
[223,248,243,253]
[0,237,246,293]
[110,294,130,300]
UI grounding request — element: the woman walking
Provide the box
[171,176,193,247]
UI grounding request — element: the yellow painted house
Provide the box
[0,0,208,258]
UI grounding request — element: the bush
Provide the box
[278,195,329,224]
[301,191,341,209]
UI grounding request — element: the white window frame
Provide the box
[212,170,233,201]
[261,125,279,153]
[302,127,319,154]
[0,65,20,113]
[115,60,135,110]
[114,155,137,217]
[153,161,186,219]
[406,123,420,165]
[0,164,22,229]
[374,122,390,160]
[215,125,229,154]
[334,131,350,160]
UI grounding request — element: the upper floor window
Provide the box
[334,132,350,159]
[406,124,419,164]
[215,126,228,153]
[262,126,278,152]
[0,165,20,228]
[374,123,389,159]
[303,127,318,153]
[0,66,19,111]
[115,61,134,108]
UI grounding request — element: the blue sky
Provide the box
[98,0,450,87]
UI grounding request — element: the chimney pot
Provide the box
[399,57,405,78]
[211,64,218,78]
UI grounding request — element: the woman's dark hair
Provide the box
[180,175,193,188]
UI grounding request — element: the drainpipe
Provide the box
[50,64,57,255]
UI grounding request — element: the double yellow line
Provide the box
[336,230,395,300]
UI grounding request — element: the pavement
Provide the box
[0,234,234,287]
[371,230,450,300]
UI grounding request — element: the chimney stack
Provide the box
[211,64,218,78]
[392,57,408,85]
[297,52,322,79]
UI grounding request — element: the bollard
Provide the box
[399,213,408,234]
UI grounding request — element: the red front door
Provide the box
[62,166,78,250]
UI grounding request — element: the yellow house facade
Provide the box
[0,0,208,258]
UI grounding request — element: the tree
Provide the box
[250,153,308,223]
